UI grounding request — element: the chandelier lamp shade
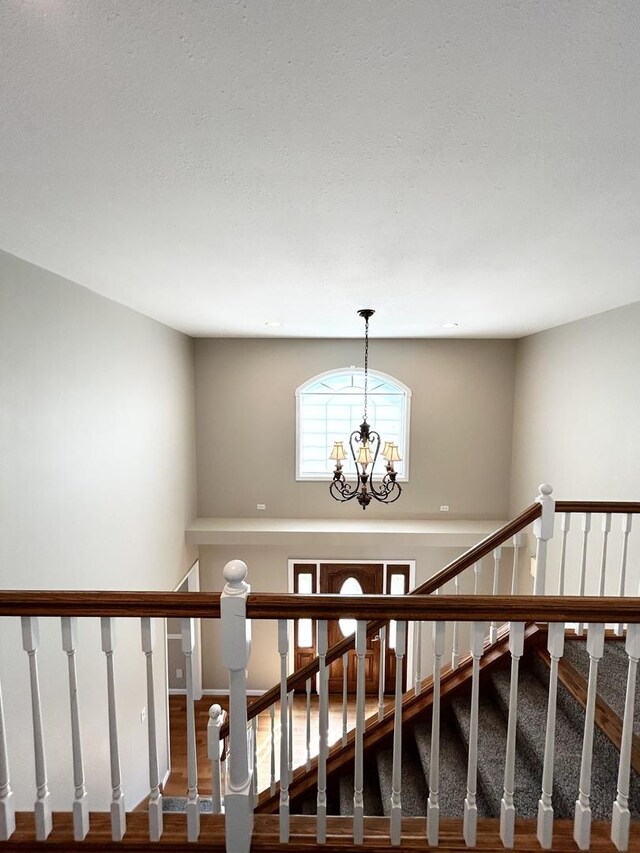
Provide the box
[329,309,403,510]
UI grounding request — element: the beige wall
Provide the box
[510,301,640,508]
[510,301,640,594]
[0,251,198,810]
[195,338,516,520]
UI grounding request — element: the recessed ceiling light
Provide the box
[265,321,281,328]
[441,322,459,329]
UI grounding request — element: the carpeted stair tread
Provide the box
[338,756,384,816]
[375,737,428,816]
[531,654,640,821]
[450,688,540,818]
[413,716,491,817]
[563,638,640,737]
[490,666,582,819]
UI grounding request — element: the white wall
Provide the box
[0,251,198,810]
[510,301,640,595]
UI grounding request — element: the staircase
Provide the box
[287,637,640,822]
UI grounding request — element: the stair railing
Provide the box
[248,590,640,851]
[1,569,640,849]
[219,487,548,750]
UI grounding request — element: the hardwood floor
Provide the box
[164,693,378,798]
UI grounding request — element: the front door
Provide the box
[321,563,383,694]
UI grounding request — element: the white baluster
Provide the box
[342,652,349,746]
[353,621,366,845]
[207,704,223,814]
[181,617,200,842]
[0,665,15,841]
[500,622,525,848]
[536,622,565,849]
[100,617,125,841]
[557,513,571,596]
[452,575,460,670]
[463,622,485,847]
[278,619,289,842]
[317,620,328,843]
[611,623,640,851]
[576,513,591,634]
[140,618,162,841]
[413,621,422,694]
[427,621,445,847]
[490,546,502,644]
[252,716,258,807]
[378,626,386,721]
[22,617,52,841]
[574,622,605,850]
[616,514,632,636]
[510,533,523,596]
[221,560,253,852]
[269,704,276,796]
[533,484,555,595]
[305,677,312,772]
[288,690,294,777]
[62,617,89,841]
[390,621,406,846]
[597,513,612,596]
[473,560,481,595]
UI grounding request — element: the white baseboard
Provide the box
[169,687,265,697]
[201,688,265,697]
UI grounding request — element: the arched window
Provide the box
[296,368,411,481]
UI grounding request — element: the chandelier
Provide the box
[329,309,402,510]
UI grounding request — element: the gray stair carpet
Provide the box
[413,714,491,817]
[531,653,640,820]
[338,756,384,816]
[288,640,637,822]
[450,687,541,818]
[374,736,428,816]
[563,638,640,737]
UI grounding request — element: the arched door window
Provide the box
[295,368,410,480]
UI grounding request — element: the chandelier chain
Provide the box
[363,314,369,421]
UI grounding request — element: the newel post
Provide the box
[221,560,253,853]
[533,484,555,595]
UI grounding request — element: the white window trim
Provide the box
[295,367,411,482]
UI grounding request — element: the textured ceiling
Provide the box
[1,0,639,338]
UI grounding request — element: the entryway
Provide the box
[290,560,413,695]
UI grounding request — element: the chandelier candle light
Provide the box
[329,309,402,509]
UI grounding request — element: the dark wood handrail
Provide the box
[0,591,221,618]
[555,501,640,514]
[245,594,640,624]
[221,501,542,734]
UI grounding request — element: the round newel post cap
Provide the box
[223,559,248,586]
[538,484,553,497]
[209,703,222,721]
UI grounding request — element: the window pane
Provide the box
[298,369,409,479]
[338,576,363,638]
[298,619,313,648]
[388,573,406,649]
[297,573,313,594]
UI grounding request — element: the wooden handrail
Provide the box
[0,591,221,618]
[555,501,640,514]
[222,501,542,734]
[245,594,640,624]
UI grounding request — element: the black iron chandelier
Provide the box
[329,309,402,510]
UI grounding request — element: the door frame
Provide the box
[287,559,416,692]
